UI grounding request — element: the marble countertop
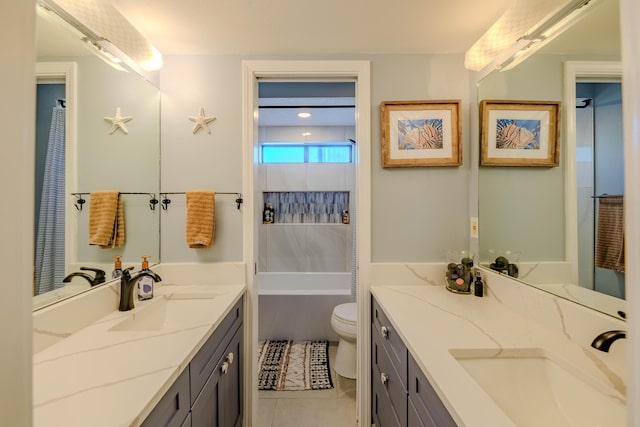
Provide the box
[370,284,627,427]
[33,283,245,427]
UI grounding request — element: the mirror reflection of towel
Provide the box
[89,191,125,248]
[594,196,624,272]
[186,191,215,248]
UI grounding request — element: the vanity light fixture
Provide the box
[95,39,145,75]
[81,37,128,72]
[465,0,597,77]
[36,0,163,81]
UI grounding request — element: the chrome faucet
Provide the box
[591,330,626,352]
[63,267,106,287]
[118,267,162,311]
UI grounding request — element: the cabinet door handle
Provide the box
[221,361,229,374]
[380,326,389,338]
[226,352,234,365]
[380,372,389,385]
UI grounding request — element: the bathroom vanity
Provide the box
[372,297,456,427]
[32,283,245,427]
[142,297,243,427]
[370,272,627,427]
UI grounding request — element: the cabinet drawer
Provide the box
[372,328,407,427]
[372,296,407,389]
[190,298,243,404]
[142,367,190,427]
[408,356,457,427]
[372,362,403,427]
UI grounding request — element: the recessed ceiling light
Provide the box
[302,132,311,136]
[297,112,311,118]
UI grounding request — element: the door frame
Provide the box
[563,61,622,285]
[242,60,371,426]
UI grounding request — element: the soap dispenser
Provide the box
[112,255,123,279]
[137,256,155,300]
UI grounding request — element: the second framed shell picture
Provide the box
[480,100,561,167]
[380,100,462,167]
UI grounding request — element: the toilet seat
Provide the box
[332,302,357,324]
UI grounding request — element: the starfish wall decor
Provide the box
[104,107,133,135]
[188,107,216,134]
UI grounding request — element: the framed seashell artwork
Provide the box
[380,100,462,167]
[480,100,560,167]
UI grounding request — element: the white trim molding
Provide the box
[242,60,371,426]
[619,1,640,424]
[563,61,622,286]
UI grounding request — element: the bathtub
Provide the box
[257,272,352,295]
[257,272,353,340]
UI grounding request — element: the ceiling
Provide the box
[109,0,513,55]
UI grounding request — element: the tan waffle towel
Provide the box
[595,196,624,272]
[186,191,215,248]
[89,191,125,248]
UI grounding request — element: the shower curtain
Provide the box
[34,104,65,295]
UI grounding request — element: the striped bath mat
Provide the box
[258,340,334,391]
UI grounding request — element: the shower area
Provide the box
[34,82,66,295]
[576,81,624,299]
[255,81,356,341]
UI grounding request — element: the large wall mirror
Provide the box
[477,0,624,319]
[33,5,161,310]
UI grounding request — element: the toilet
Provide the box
[331,302,357,379]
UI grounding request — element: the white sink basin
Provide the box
[109,291,222,332]
[450,348,625,427]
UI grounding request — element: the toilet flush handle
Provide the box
[380,326,389,338]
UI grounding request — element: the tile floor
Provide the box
[257,343,358,427]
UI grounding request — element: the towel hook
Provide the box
[148,193,158,211]
[161,193,172,210]
[74,194,86,211]
[235,193,243,210]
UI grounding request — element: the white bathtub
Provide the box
[257,272,353,340]
[257,272,352,295]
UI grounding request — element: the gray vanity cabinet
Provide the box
[371,295,457,427]
[372,297,408,427]
[407,356,457,427]
[191,328,243,427]
[141,367,191,427]
[142,297,243,427]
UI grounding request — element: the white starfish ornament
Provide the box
[104,107,133,135]
[188,107,216,134]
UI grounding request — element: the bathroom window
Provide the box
[261,143,353,163]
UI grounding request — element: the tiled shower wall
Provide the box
[258,158,355,273]
[263,191,349,224]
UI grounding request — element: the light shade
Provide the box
[37,0,162,76]
[465,0,595,74]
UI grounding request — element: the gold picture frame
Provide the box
[380,100,462,167]
[480,100,561,167]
